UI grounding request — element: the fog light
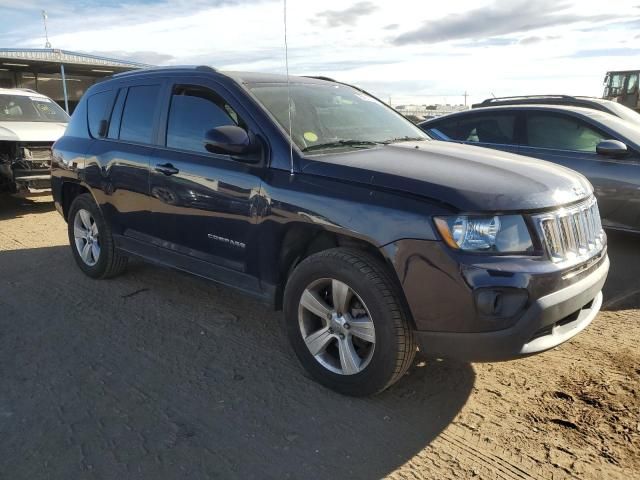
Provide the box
[475,288,528,318]
[476,290,503,316]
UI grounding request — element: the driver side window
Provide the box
[166,85,245,154]
[525,114,605,152]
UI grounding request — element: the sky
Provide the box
[1,0,639,105]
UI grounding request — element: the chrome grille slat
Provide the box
[534,197,604,263]
[22,146,53,162]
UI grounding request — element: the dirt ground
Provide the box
[0,194,638,480]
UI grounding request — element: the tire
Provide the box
[284,248,417,396]
[67,193,127,279]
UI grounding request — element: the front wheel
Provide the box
[284,248,416,396]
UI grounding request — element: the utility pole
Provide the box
[42,10,51,49]
[463,90,468,107]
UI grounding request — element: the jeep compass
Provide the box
[51,67,609,396]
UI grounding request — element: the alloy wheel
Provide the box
[298,278,376,375]
[73,208,101,267]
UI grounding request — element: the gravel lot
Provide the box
[1,194,638,480]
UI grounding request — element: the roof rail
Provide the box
[476,95,577,106]
[14,88,39,94]
[112,65,216,78]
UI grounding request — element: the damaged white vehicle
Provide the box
[0,89,69,193]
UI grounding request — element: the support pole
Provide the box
[60,63,69,114]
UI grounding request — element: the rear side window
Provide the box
[64,96,89,138]
[426,114,516,145]
[457,114,516,144]
[425,119,459,140]
[525,114,606,152]
[166,85,243,154]
[87,90,115,138]
[119,85,160,144]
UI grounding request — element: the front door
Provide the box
[147,80,265,274]
[519,111,640,231]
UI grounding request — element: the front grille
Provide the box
[534,197,604,263]
[22,146,53,162]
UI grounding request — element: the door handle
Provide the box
[155,163,179,176]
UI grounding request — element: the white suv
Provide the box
[0,88,69,193]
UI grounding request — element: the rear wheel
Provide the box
[67,193,127,279]
[284,248,416,396]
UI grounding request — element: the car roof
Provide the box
[223,71,333,85]
[473,94,611,106]
[472,95,623,112]
[0,87,49,98]
[109,66,334,86]
[468,94,640,126]
[421,104,612,123]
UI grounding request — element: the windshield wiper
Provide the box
[381,136,428,144]
[302,140,380,152]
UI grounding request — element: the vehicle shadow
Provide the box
[0,245,474,480]
[0,193,55,221]
[601,229,640,311]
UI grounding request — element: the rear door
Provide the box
[423,111,521,155]
[87,82,164,238]
[519,111,640,231]
[146,78,265,274]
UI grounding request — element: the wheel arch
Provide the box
[60,181,95,221]
[274,223,416,328]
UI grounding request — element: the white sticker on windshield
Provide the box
[30,96,51,102]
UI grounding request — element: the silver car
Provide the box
[421,104,640,233]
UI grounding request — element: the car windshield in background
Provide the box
[0,94,69,123]
[248,83,428,152]
[605,101,640,125]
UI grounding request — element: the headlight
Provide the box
[434,215,534,253]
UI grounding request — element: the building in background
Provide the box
[0,48,149,113]
[395,103,469,123]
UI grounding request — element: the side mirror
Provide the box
[204,125,256,158]
[596,139,628,157]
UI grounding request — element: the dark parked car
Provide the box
[52,67,608,396]
[421,105,640,233]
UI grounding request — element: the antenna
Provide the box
[42,10,52,49]
[283,0,294,176]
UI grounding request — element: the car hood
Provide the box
[0,121,68,142]
[300,140,593,212]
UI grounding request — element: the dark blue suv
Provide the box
[51,67,609,396]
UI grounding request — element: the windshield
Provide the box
[605,101,640,125]
[585,110,640,151]
[0,94,69,123]
[248,82,428,152]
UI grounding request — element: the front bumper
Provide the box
[384,239,609,362]
[13,172,52,190]
[413,255,608,361]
